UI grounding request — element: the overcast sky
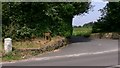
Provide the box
[72,0,108,26]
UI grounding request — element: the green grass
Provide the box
[0,41,2,62]
[72,27,92,37]
[2,51,22,61]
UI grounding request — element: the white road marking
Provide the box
[2,49,118,64]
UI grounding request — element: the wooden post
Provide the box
[44,32,51,41]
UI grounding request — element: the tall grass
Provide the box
[72,27,92,37]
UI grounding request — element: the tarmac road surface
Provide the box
[2,37,119,66]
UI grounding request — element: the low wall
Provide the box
[90,32,120,39]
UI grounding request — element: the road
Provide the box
[2,36,119,66]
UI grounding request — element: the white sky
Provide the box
[72,0,108,26]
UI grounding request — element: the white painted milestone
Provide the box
[4,38,12,53]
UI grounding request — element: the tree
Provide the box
[2,2,91,40]
[92,2,120,33]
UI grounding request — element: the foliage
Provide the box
[92,2,120,33]
[2,2,90,40]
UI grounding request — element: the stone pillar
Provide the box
[4,38,12,54]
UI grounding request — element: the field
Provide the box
[72,27,92,37]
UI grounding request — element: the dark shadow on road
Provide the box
[67,36,92,44]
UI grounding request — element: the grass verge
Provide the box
[2,36,67,62]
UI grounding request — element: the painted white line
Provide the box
[92,49,118,55]
[33,49,118,61]
[114,65,120,67]
[2,49,118,64]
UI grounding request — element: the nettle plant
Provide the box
[16,25,35,40]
